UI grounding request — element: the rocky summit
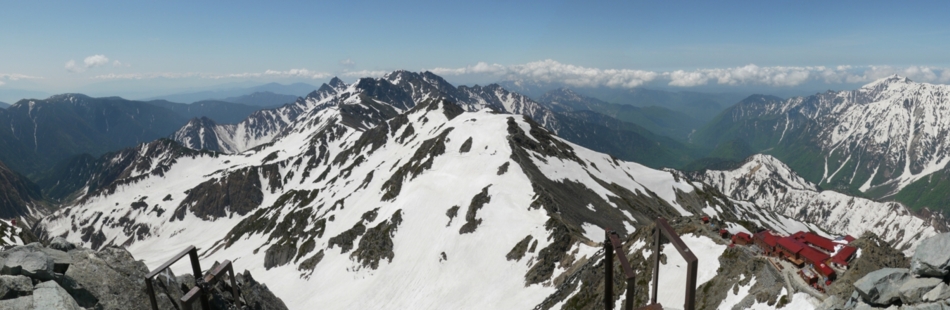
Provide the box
[0,237,287,309]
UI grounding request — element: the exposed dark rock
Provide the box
[497,162,509,175]
[264,243,297,270]
[298,250,325,272]
[506,235,533,261]
[176,167,264,221]
[352,210,403,270]
[459,137,473,153]
[441,100,465,120]
[327,222,366,253]
[445,206,459,227]
[381,128,454,201]
[525,218,574,286]
[459,186,491,234]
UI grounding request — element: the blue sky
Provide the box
[1,0,949,100]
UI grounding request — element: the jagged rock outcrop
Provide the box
[911,233,950,278]
[0,239,287,309]
[838,232,950,309]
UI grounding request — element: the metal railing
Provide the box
[144,245,242,310]
[651,218,698,310]
[604,228,637,310]
[605,218,698,310]
[181,259,240,310]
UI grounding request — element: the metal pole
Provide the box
[685,260,697,310]
[188,249,209,310]
[145,278,159,310]
[624,277,635,310]
[605,229,614,310]
[227,264,241,307]
[651,227,660,305]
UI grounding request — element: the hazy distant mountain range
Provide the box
[145,82,316,104]
[0,101,9,109]
[498,80,747,123]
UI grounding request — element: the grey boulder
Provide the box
[923,282,950,303]
[854,268,911,306]
[2,247,54,280]
[33,280,82,310]
[0,295,33,308]
[900,277,945,304]
[899,301,950,310]
[911,233,950,278]
[0,274,32,299]
[49,237,77,252]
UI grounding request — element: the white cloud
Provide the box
[112,60,129,67]
[65,60,83,73]
[0,73,42,80]
[429,60,659,88]
[0,81,5,86]
[429,62,507,76]
[429,60,950,88]
[92,68,333,80]
[84,55,109,68]
[65,54,117,73]
[342,70,388,78]
[340,59,355,68]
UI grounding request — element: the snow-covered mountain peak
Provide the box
[704,154,817,192]
[861,74,913,89]
[690,154,940,254]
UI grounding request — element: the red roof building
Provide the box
[777,237,806,265]
[814,261,836,281]
[843,235,856,243]
[831,246,858,268]
[802,233,837,253]
[754,231,779,255]
[732,232,752,245]
[719,229,730,238]
[702,216,710,223]
[800,246,831,266]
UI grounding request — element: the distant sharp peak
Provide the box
[328,76,346,89]
[706,154,818,191]
[862,74,914,89]
[43,93,94,102]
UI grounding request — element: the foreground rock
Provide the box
[911,233,950,278]
[0,240,288,309]
[840,232,950,309]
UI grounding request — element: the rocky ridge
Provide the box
[822,232,950,309]
[0,237,287,309]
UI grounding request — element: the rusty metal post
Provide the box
[651,226,661,305]
[145,278,158,310]
[226,263,241,307]
[188,249,210,310]
[624,278,635,310]
[605,229,614,310]
[685,260,698,310]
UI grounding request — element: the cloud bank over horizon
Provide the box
[428,60,950,88]
[7,60,950,93]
